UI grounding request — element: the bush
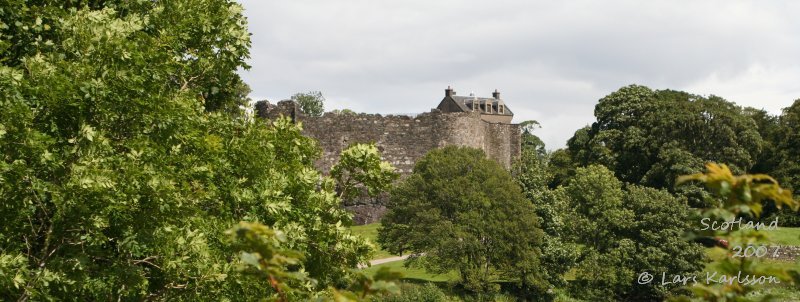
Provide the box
[375,283,456,302]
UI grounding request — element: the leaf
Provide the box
[13,274,24,289]
[240,252,262,269]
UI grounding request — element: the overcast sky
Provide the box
[237,0,800,149]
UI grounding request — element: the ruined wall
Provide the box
[256,100,521,223]
[300,110,520,174]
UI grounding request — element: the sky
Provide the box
[236,0,800,149]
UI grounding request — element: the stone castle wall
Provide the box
[256,100,521,223]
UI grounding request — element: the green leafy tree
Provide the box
[378,146,547,295]
[0,0,252,114]
[545,148,574,188]
[745,101,800,225]
[512,139,580,290]
[520,120,546,158]
[771,100,800,191]
[742,106,800,225]
[565,85,763,206]
[290,91,326,117]
[745,107,782,176]
[0,2,390,300]
[228,222,402,302]
[228,222,312,301]
[563,165,706,301]
[513,121,550,193]
[331,143,399,200]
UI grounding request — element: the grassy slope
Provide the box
[765,227,800,246]
[350,223,398,259]
[351,223,459,282]
[362,260,458,282]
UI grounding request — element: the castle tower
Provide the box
[435,87,514,123]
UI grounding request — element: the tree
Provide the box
[563,165,706,301]
[513,120,550,193]
[0,0,253,114]
[331,143,399,200]
[546,149,574,188]
[744,101,800,225]
[228,222,402,302]
[0,2,386,300]
[772,100,800,191]
[512,151,580,291]
[564,85,763,205]
[378,146,547,295]
[290,91,326,117]
[520,120,546,158]
[745,107,781,176]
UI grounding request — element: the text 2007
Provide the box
[731,245,778,258]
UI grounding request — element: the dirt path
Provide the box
[358,254,419,268]
[369,255,409,266]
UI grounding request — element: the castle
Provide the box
[256,87,522,223]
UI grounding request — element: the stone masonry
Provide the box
[255,90,521,224]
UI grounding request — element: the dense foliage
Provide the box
[378,146,547,296]
[331,143,399,200]
[374,283,456,302]
[513,126,706,301]
[762,100,800,191]
[560,165,705,301]
[0,0,252,113]
[520,120,546,159]
[561,85,763,205]
[0,2,383,300]
[229,222,402,302]
[512,141,580,291]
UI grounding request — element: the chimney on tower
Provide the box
[445,86,455,97]
[492,89,501,100]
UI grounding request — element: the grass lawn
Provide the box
[764,227,800,246]
[349,223,398,259]
[362,259,459,282]
[746,286,800,301]
[725,227,800,246]
[704,247,800,272]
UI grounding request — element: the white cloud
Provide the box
[684,64,800,114]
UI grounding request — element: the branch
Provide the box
[132,256,162,270]
[180,75,200,91]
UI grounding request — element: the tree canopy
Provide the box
[0,2,384,300]
[378,146,547,295]
[564,85,763,195]
[771,100,800,191]
[561,165,705,301]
